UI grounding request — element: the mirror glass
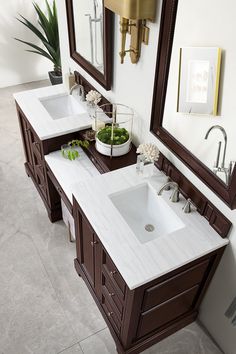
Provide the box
[72,0,104,73]
[161,0,235,185]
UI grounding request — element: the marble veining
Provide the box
[72,165,228,290]
[45,148,100,203]
[13,85,93,140]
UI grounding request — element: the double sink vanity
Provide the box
[14,75,231,354]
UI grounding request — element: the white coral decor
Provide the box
[137,143,160,162]
[86,90,102,105]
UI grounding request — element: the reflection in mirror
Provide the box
[65,0,113,90]
[72,0,104,73]
[161,0,235,185]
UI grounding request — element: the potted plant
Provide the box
[15,0,62,85]
[96,126,131,157]
[61,140,89,161]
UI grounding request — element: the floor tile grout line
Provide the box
[20,229,79,342]
[55,320,107,353]
[78,325,108,345]
[56,341,82,354]
[21,228,108,347]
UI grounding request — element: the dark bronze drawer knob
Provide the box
[110,270,117,276]
[91,240,98,247]
[107,311,113,317]
[109,292,115,297]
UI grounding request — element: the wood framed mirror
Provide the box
[65,0,113,90]
[150,0,236,209]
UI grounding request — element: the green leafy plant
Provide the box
[15,0,61,76]
[61,140,89,161]
[97,126,129,145]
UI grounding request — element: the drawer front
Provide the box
[86,151,105,174]
[102,272,123,319]
[101,293,121,335]
[137,285,199,339]
[142,259,209,312]
[102,250,126,299]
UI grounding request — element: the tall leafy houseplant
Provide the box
[15,0,62,85]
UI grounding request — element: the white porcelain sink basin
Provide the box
[109,183,185,244]
[40,94,86,120]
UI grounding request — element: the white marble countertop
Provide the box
[14,85,92,140]
[45,147,100,203]
[72,165,229,290]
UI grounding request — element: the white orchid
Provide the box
[137,143,160,162]
[86,90,102,105]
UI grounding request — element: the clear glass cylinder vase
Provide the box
[136,154,154,177]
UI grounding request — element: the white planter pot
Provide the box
[95,137,131,157]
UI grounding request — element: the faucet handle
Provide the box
[182,198,196,213]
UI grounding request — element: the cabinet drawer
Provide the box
[137,285,199,339]
[102,250,126,299]
[101,293,121,335]
[102,272,123,320]
[86,151,105,174]
[142,259,209,312]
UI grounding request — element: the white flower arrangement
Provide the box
[137,143,160,162]
[86,90,102,105]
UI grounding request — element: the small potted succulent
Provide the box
[96,126,131,157]
[61,140,89,161]
[15,0,62,85]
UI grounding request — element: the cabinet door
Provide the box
[17,109,34,174]
[80,214,96,288]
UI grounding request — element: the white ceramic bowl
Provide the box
[95,137,131,157]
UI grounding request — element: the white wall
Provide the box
[0,0,52,88]
[56,1,236,353]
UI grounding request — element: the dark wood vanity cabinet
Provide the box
[17,104,61,222]
[73,198,226,354]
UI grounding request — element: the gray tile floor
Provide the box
[0,81,224,354]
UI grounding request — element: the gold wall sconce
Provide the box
[104,0,156,64]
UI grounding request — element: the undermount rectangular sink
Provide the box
[109,183,185,244]
[40,94,86,120]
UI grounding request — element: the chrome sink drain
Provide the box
[145,224,155,232]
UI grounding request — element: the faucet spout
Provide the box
[157,181,180,203]
[70,84,85,101]
[205,125,227,168]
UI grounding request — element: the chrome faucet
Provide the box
[182,198,196,214]
[157,181,180,203]
[70,83,86,101]
[204,125,232,184]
